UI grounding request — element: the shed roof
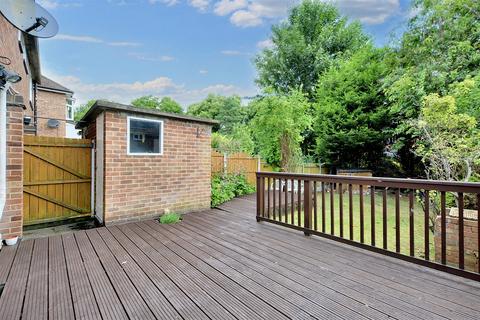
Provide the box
[38,75,74,94]
[76,100,219,129]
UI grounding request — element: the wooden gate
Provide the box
[23,136,93,225]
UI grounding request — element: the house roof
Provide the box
[38,75,74,94]
[76,100,219,129]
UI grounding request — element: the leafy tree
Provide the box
[187,94,246,134]
[250,90,312,171]
[414,93,480,183]
[314,46,394,173]
[131,96,183,114]
[414,89,480,229]
[211,125,255,155]
[255,0,369,99]
[74,100,96,122]
[384,0,480,175]
[451,75,480,124]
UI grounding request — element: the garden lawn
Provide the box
[271,191,435,260]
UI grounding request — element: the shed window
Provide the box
[127,117,163,155]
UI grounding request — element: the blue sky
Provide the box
[38,0,413,108]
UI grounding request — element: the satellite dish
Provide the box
[0,0,58,38]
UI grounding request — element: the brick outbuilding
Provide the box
[77,100,217,225]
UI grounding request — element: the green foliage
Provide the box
[159,213,182,224]
[187,94,246,134]
[131,96,183,114]
[414,90,480,182]
[255,0,369,99]
[211,174,256,208]
[250,90,312,171]
[315,46,393,171]
[74,100,96,122]
[384,0,480,174]
[211,125,255,155]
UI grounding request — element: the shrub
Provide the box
[211,174,256,208]
[159,213,182,224]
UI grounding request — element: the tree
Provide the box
[255,0,369,99]
[414,88,480,230]
[415,94,480,183]
[211,125,254,155]
[250,90,312,171]
[314,46,394,173]
[384,0,480,175]
[74,100,96,122]
[187,94,246,134]
[131,96,183,114]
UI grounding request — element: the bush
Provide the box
[159,213,182,224]
[211,174,256,207]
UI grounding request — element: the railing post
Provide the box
[256,175,261,222]
[303,179,313,236]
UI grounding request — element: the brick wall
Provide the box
[0,97,24,239]
[102,111,212,224]
[35,89,67,137]
[0,15,31,106]
[435,215,479,272]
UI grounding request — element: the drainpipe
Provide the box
[0,83,9,218]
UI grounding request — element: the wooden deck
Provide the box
[1,195,480,320]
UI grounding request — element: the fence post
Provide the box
[223,152,228,175]
[257,155,261,172]
[303,179,313,236]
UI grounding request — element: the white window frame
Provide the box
[66,98,74,120]
[127,116,164,156]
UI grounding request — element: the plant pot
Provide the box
[4,236,18,246]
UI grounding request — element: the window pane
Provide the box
[129,119,161,154]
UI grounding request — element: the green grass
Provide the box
[159,213,182,224]
[269,191,435,259]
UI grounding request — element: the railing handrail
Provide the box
[256,172,480,193]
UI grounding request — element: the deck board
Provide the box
[0,194,479,320]
[22,238,48,320]
[49,235,75,320]
[191,206,475,320]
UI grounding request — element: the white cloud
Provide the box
[257,39,273,49]
[230,9,263,27]
[54,34,103,43]
[43,71,255,108]
[189,0,210,12]
[199,69,209,74]
[37,0,82,9]
[50,34,141,47]
[128,53,175,62]
[337,0,400,25]
[107,42,142,47]
[149,0,179,5]
[220,50,243,56]
[214,0,247,16]
[213,0,400,28]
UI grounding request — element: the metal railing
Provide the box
[256,172,480,281]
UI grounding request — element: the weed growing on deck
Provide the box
[159,213,182,224]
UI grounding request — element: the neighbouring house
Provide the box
[76,100,217,225]
[0,13,41,239]
[26,75,77,138]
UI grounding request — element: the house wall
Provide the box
[0,15,31,107]
[101,111,212,224]
[36,89,67,137]
[0,97,24,239]
[435,215,478,272]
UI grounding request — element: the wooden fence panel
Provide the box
[227,153,259,185]
[23,136,93,225]
[212,152,326,185]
